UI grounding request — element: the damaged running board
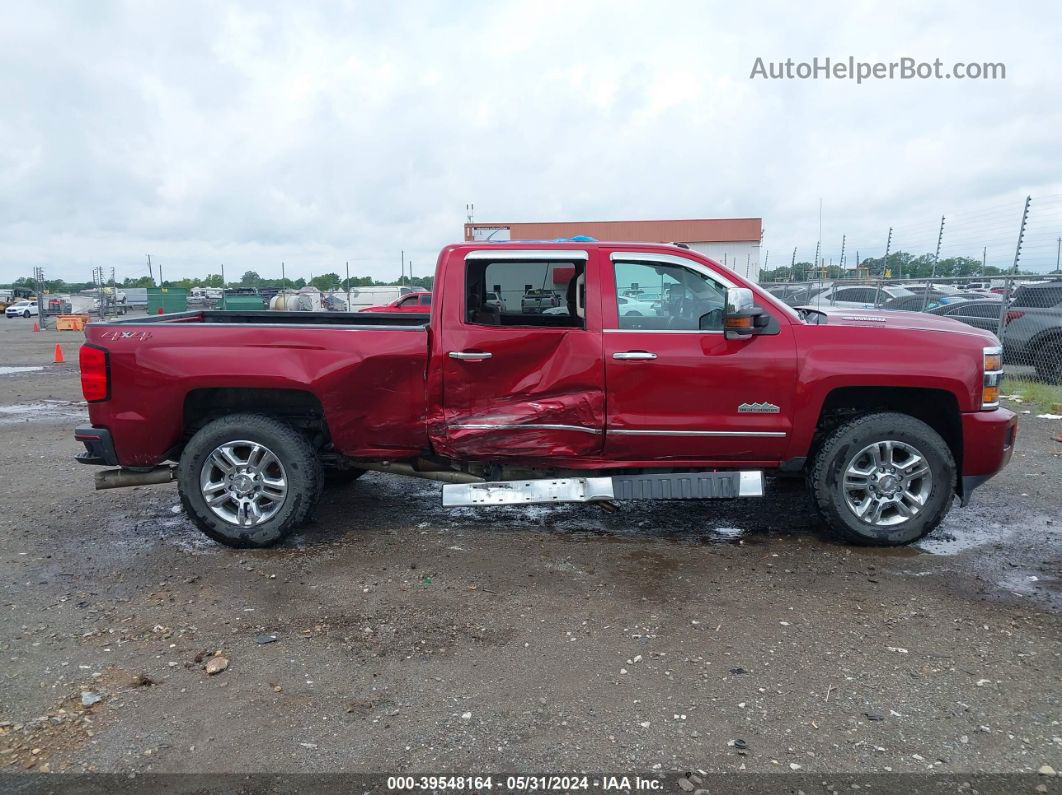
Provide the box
[441,471,763,507]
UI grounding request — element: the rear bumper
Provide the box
[74,426,119,466]
[959,408,1017,504]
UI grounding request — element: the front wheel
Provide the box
[177,413,322,548]
[23,311,31,318]
[808,412,955,545]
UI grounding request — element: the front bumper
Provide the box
[959,408,1017,505]
[74,426,119,466]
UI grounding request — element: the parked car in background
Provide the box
[5,300,39,319]
[1000,281,1062,383]
[881,293,964,312]
[520,289,561,313]
[926,300,1005,332]
[484,291,506,311]
[615,295,659,316]
[767,285,817,306]
[804,284,913,309]
[361,291,432,313]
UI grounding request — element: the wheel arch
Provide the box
[182,388,331,453]
[810,386,963,485]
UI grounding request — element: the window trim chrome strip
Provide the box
[449,423,603,435]
[603,328,724,335]
[465,250,589,261]
[609,429,787,438]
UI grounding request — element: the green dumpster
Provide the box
[147,287,188,314]
[221,294,265,310]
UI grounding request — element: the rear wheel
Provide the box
[23,310,31,318]
[177,413,322,548]
[808,412,955,545]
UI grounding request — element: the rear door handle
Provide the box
[612,351,657,360]
[448,351,493,360]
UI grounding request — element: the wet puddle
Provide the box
[0,399,87,425]
[0,366,44,376]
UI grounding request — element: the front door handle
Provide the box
[448,351,493,360]
[612,351,657,360]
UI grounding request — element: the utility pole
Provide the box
[923,215,946,310]
[839,235,846,270]
[931,216,945,278]
[400,250,405,285]
[1055,236,1061,274]
[345,261,350,307]
[159,262,164,287]
[996,195,1032,336]
[883,227,893,278]
[33,266,46,328]
[790,247,797,281]
[982,245,987,277]
[146,254,153,285]
[282,261,286,284]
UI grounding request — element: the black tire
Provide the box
[324,467,366,487]
[23,311,31,318]
[177,413,322,548]
[1033,341,1062,385]
[808,412,955,546]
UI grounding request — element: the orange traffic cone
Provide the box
[32,322,39,332]
[53,344,64,364]
[157,307,164,315]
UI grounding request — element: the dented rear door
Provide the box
[439,248,605,459]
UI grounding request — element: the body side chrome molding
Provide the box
[609,429,787,438]
[449,423,784,438]
[449,423,603,435]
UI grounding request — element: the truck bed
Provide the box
[83,310,431,466]
[107,309,429,327]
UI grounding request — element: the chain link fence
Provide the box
[761,274,1062,386]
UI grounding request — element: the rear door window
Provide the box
[466,259,583,327]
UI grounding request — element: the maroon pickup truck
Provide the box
[75,241,1016,549]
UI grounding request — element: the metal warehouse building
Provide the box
[464,218,764,281]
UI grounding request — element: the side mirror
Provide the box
[724,287,765,340]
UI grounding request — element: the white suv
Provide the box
[5,301,39,319]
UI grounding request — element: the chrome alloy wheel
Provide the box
[199,440,288,527]
[842,440,932,526]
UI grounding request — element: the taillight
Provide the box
[1005,310,1024,324]
[79,344,110,402]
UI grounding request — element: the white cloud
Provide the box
[1,0,1060,284]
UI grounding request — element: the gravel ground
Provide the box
[0,317,1059,783]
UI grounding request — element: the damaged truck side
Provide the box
[75,242,1016,548]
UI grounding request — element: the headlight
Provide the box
[982,345,1003,410]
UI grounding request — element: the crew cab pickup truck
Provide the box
[75,241,1016,549]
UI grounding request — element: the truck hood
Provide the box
[803,306,1000,342]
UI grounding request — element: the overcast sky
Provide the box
[2,0,1061,284]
